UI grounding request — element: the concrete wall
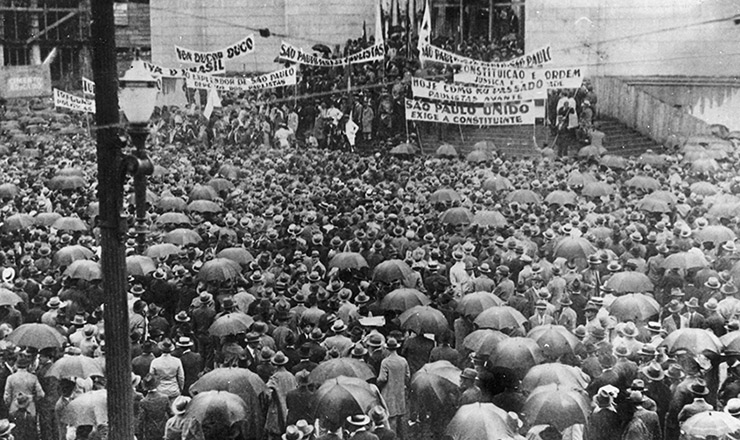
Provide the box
[525,0,740,77]
[150,0,374,74]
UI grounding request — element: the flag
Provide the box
[418,0,431,51]
[345,111,359,146]
[203,88,221,119]
[43,47,58,65]
[390,0,398,27]
[375,0,385,44]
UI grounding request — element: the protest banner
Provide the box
[82,77,95,96]
[185,66,298,92]
[277,41,385,67]
[144,61,225,78]
[419,43,552,69]
[405,97,535,126]
[411,76,546,104]
[0,64,51,99]
[53,88,95,113]
[175,34,255,73]
[454,66,584,90]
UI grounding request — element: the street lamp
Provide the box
[119,58,158,254]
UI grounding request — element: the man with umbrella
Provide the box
[457,368,481,406]
[377,338,409,440]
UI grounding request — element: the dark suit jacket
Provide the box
[349,431,380,440]
[285,387,315,425]
[178,350,203,393]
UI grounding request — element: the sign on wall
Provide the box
[0,64,52,99]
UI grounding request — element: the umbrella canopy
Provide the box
[56,167,84,177]
[625,176,660,191]
[1,213,34,232]
[0,289,22,307]
[163,228,202,246]
[567,171,597,188]
[198,258,242,282]
[660,328,723,356]
[545,190,578,206]
[217,164,240,179]
[389,143,417,155]
[381,288,430,312]
[61,389,107,427]
[608,293,661,321]
[373,259,414,286]
[578,145,605,157]
[53,245,95,267]
[156,212,192,226]
[208,313,254,337]
[157,196,188,212]
[471,210,507,227]
[553,237,597,261]
[308,358,376,384]
[63,260,102,281]
[462,329,509,356]
[440,207,474,225]
[638,152,668,167]
[482,176,514,192]
[527,325,581,358]
[429,188,462,204]
[604,271,654,293]
[189,368,266,420]
[720,331,740,355]
[681,411,740,440]
[6,323,66,349]
[582,181,615,197]
[690,181,720,196]
[187,200,222,213]
[312,376,386,427]
[694,225,736,246]
[52,216,88,232]
[216,247,255,266]
[436,143,458,158]
[207,178,235,193]
[446,403,514,440]
[48,175,86,190]
[399,306,449,336]
[186,390,249,425]
[328,252,368,270]
[599,155,628,169]
[0,183,18,199]
[522,385,591,431]
[662,251,709,271]
[522,363,590,392]
[47,354,104,379]
[473,140,497,152]
[506,189,542,205]
[34,212,62,227]
[457,291,504,318]
[189,184,218,201]
[474,306,526,333]
[466,150,490,163]
[145,243,181,260]
[410,360,461,411]
[126,255,157,277]
[691,158,720,174]
[637,197,672,214]
[707,202,740,221]
[488,337,544,379]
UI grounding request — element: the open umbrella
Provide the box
[47,354,104,378]
[638,152,668,167]
[63,260,102,281]
[446,402,513,440]
[625,176,660,191]
[61,389,107,427]
[48,175,86,190]
[373,259,414,285]
[218,164,240,179]
[6,323,66,349]
[189,185,218,201]
[457,292,503,318]
[309,358,376,384]
[608,293,660,321]
[690,181,720,196]
[440,207,474,225]
[545,190,577,207]
[578,145,605,158]
[157,196,188,212]
[34,212,62,227]
[1,214,34,232]
[0,183,18,199]
[720,331,740,355]
[473,140,497,152]
[599,155,628,169]
[466,150,490,163]
[126,255,157,277]
[145,243,181,260]
[328,252,368,270]
[52,216,88,232]
[216,247,254,266]
[474,306,526,333]
[56,167,84,177]
[488,337,544,379]
[156,212,192,226]
[471,210,507,227]
[312,376,386,427]
[189,368,266,424]
[198,258,242,282]
[436,143,458,158]
[681,411,740,439]
[0,289,22,307]
[187,200,222,213]
[381,288,430,312]
[411,361,461,412]
[707,203,740,221]
[207,178,235,193]
[482,176,514,192]
[604,271,654,293]
[312,43,331,53]
[208,313,255,337]
[522,385,591,431]
[522,363,590,392]
[582,181,615,197]
[506,189,542,205]
[185,390,249,425]
[694,225,736,246]
[389,143,417,155]
[163,228,202,246]
[462,329,509,356]
[691,158,720,174]
[660,328,723,356]
[399,306,449,336]
[553,237,596,261]
[567,171,597,188]
[637,197,672,214]
[527,325,581,358]
[662,251,709,272]
[429,188,461,204]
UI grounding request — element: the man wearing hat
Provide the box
[458,368,481,406]
[174,337,202,395]
[703,298,726,336]
[662,300,684,335]
[677,380,713,423]
[377,338,409,440]
[3,354,43,418]
[624,390,661,440]
[470,263,495,292]
[285,370,315,426]
[265,352,297,439]
[529,300,555,329]
[368,405,395,440]
[638,361,671,430]
[585,386,621,440]
[448,250,472,298]
[291,345,318,375]
[492,265,515,302]
[581,254,603,297]
[557,295,577,332]
[137,374,170,440]
[681,298,706,329]
[324,319,353,357]
[346,414,377,440]
[149,339,184,400]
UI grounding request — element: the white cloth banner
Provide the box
[277,41,385,67]
[82,77,95,96]
[405,97,535,126]
[419,43,553,69]
[185,67,298,92]
[454,66,585,90]
[144,61,225,78]
[53,88,95,113]
[411,76,545,103]
[175,34,255,70]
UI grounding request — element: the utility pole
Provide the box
[90,1,134,440]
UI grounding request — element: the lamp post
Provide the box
[119,59,158,255]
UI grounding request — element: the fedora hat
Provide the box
[478,263,492,274]
[559,295,573,306]
[613,345,630,358]
[704,298,719,312]
[705,277,721,289]
[574,325,587,339]
[685,297,700,308]
[152,268,166,280]
[47,297,61,309]
[174,311,190,323]
[622,322,639,338]
[331,319,347,333]
[70,314,87,326]
[245,332,260,344]
[589,326,606,340]
[594,388,613,408]
[385,337,400,350]
[354,292,371,305]
[627,390,646,404]
[637,344,656,358]
[346,414,371,428]
[723,241,737,252]
[171,396,191,415]
[366,333,383,347]
[309,328,324,341]
[667,299,684,314]
[647,321,662,333]
[271,351,288,366]
[176,336,193,348]
[666,363,685,380]
[722,283,738,296]
[295,419,314,437]
[689,381,709,396]
[158,339,174,353]
[460,368,477,380]
[726,398,740,417]
[350,344,368,357]
[641,362,665,382]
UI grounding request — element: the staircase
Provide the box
[595,117,664,157]
[417,123,547,158]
